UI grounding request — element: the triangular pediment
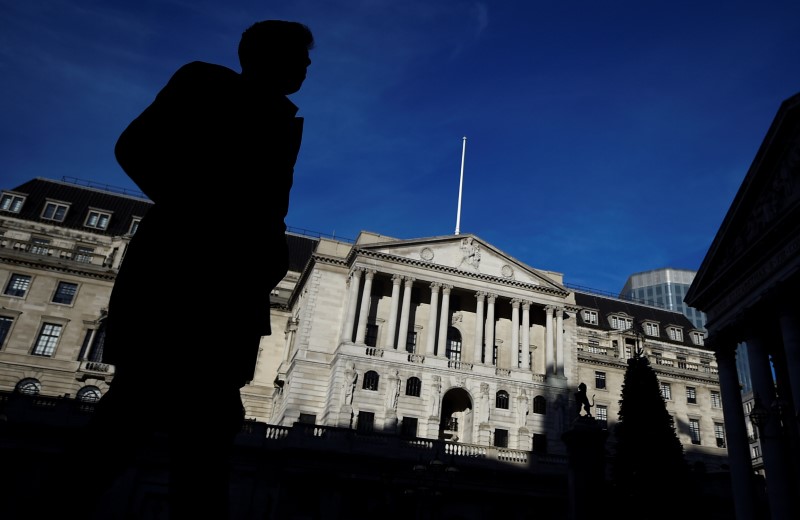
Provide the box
[355,232,566,292]
[687,92,800,309]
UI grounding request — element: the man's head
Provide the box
[239,20,314,95]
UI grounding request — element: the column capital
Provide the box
[521,300,531,310]
[511,298,521,308]
[364,269,377,280]
[430,281,442,290]
[475,291,486,300]
[441,284,453,294]
[486,293,497,303]
[403,277,415,286]
[391,273,403,283]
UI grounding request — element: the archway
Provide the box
[439,387,473,443]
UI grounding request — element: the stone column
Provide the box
[342,268,362,342]
[715,345,756,520]
[545,306,554,375]
[397,277,415,351]
[511,299,520,368]
[354,269,375,344]
[426,283,440,356]
[474,292,486,363]
[556,307,565,376]
[384,274,402,349]
[521,301,531,370]
[437,285,453,356]
[485,294,497,364]
[748,332,797,520]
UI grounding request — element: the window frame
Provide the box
[16,378,42,395]
[84,209,112,230]
[494,428,509,448]
[405,376,421,397]
[128,218,141,236]
[595,404,608,428]
[714,422,726,448]
[668,327,684,342]
[52,281,79,305]
[362,370,379,391]
[595,371,607,390]
[644,322,659,337]
[0,315,14,348]
[496,390,510,410]
[31,321,65,357]
[0,192,26,213]
[41,200,70,222]
[689,418,701,445]
[686,386,697,405]
[77,386,102,403]
[583,309,598,325]
[401,417,418,438]
[356,411,375,433]
[660,382,672,400]
[4,273,32,298]
[533,395,546,415]
[710,390,721,408]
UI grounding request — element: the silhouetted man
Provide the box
[90,20,313,519]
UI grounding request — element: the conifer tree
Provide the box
[612,337,689,519]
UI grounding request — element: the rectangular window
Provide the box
[1,193,25,213]
[686,387,697,404]
[689,418,701,445]
[52,281,78,305]
[583,310,598,325]
[532,433,547,454]
[596,405,608,428]
[711,391,721,408]
[492,344,498,366]
[84,210,111,230]
[691,331,705,345]
[645,322,659,336]
[356,411,375,433]
[298,413,316,425]
[595,371,606,389]
[32,322,63,356]
[128,218,141,235]
[752,445,760,459]
[668,327,684,342]
[494,428,509,448]
[365,323,378,348]
[401,417,418,438]
[714,423,726,448]
[0,315,14,348]
[29,237,51,256]
[405,331,417,353]
[74,246,94,263]
[660,382,672,400]
[42,201,69,222]
[4,274,32,297]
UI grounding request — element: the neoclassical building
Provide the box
[686,91,800,520]
[2,177,730,518]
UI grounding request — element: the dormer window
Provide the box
[583,310,598,325]
[128,218,141,236]
[610,315,632,330]
[41,200,69,222]
[668,327,684,342]
[644,322,659,337]
[691,331,705,346]
[0,192,25,213]
[84,209,111,230]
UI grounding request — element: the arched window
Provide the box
[15,378,41,396]
[496,390,509,409]
[405,377,421,397]
[363,370,379,391]
[445,327,462,362]
[533,395,546,414]
[77,385,102,403]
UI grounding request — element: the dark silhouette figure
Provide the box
[575,382,594,417]
[85,20,313,519]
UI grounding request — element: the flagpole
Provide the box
[455,136,466,235]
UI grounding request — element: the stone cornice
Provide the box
[577,354,719,386]
[350,248,570,297]
[0,253,116,281]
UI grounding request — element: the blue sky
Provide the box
[2,0,800,295]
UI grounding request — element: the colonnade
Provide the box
[712,306,800,520]
[341,268,566,375]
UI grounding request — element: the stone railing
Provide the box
[0,237,106,266]
[365,346,384,357]
[407,353,425,364]
[447,360,473,371]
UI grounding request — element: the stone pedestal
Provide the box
[561,416,608,520]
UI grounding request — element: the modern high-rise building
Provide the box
[620,268,707,330]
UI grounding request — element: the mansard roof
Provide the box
[3,177,152,237]
[574,290,705,350]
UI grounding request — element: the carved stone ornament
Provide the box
[420,247,434,261]
[458,237,481,271]
[501,264,514,278]
[451,311,463,324]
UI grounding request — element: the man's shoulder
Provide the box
[170,61,239,85]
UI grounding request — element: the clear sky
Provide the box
[2,0,799,295]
